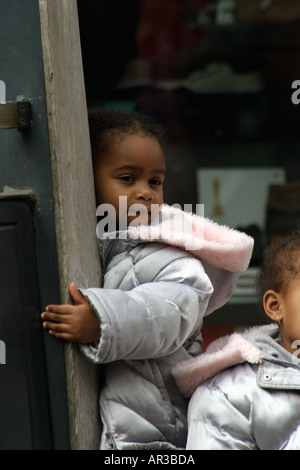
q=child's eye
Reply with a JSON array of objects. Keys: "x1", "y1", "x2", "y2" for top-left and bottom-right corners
[
  {"x1": 119, "y1": 175, "x2": 134, "y2": 182},
  {"x1": 150, "y1": 178, "x2": 163, "y2": 186}
]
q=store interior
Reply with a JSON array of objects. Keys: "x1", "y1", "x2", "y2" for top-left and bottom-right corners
[{"x1": 76, "y1": 0, "x2": 300, "y2": 343}]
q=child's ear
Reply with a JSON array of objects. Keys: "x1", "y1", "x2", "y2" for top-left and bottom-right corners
[{"x1": 263, "y1": 290, "x2": 283, "y2": 323}]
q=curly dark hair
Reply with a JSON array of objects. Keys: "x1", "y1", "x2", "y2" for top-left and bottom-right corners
[
  {"x1": 88, "y1": 107, "x2": 167, "y2": 169},
  {"x1": 257, "y1": 228, "x2": 300, "y2": 298}
]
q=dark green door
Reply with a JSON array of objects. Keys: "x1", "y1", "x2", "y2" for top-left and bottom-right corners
[{"x1": 0, "y1": 0, "x2": 69, "y2": 449}]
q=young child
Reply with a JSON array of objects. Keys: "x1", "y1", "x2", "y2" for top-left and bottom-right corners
[
  {"x1": 173, "y1": 229, "x2": 300, "y2": 450},
  {"x1": 41, "y1": 107, "x2": 253, "y2": 450}
]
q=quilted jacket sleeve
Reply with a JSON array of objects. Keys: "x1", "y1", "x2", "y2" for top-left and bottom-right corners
[{"x1": 79, "y1": 255, "x2": 213, "y2": 364}]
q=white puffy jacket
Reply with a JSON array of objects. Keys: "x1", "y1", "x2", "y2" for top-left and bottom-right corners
[
  {"x1": 80, "y1": 205, "x2": 253, "y2": 450},
  {"x1": 173, "y1": 325, "x2": 300, "y2": 450}
]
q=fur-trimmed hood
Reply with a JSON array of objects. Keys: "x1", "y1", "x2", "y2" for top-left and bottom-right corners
[
  {"x1": 172, "y1": 324, "x2": 280, "y2": 398},
  {"x1": 126, "y1": 204, "x2": 254, "y2": 274}
]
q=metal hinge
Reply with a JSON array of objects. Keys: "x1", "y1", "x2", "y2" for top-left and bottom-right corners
[{"x1": 0, "y1": 101, "x2": 31, "y2": 129}]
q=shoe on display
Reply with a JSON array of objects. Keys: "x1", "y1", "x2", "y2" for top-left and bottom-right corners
[{"x1": 156, "y1": 62, "x2": 263, "y2": 94}]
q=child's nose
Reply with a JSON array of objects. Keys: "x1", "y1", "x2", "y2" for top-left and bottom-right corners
[{"x1": 135, "y1": 184, "x2": 153, "y2": 201}]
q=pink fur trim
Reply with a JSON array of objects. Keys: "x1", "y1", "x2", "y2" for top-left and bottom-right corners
[
  {"x1": 127, "y1": 205, "x2": 254, "y2": 273},
  {"x1": 172, "y1": 329, "x2": 265, "y2": 398}
]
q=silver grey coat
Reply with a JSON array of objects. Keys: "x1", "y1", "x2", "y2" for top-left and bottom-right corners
[
  {"x1": 79, "y1": 206, "x2": 253, "y2": 450},
  {"x1": 174, "y1": 325, "x2": 300, "y2": 450}
]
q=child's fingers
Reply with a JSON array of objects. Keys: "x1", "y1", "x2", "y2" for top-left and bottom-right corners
[
  {"x1": 48, "y1": 330, "x2": 75, "y2": 341},
  {"x1": 41, "y1": 305, "x2": 74, "y2": 330},
  {"x1": 69, "y1": 282, "x2": 87, "y2": 305},
  {"x1": 42, "y1": 313, "x2": 73, "y2": 333},
  {"x1": 41, "y1": 310, "x2": 67, "y2": 323},
  {"x1": 44, "y1": 304, "x2": 74, "y2": 315},
  {"x1": 43, "y1": 317, "x2": 84, "y2": 343},
  {"x1": 44, "y1": 320, "x2": 70, "y2": 332},
  {"x1": 45, "y1": 322, "x2": 77, "y2": 341}
]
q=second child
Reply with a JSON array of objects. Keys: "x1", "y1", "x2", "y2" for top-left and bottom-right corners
[{"x1": 173, "y1": 229, "x2": 300, "y2": 450}]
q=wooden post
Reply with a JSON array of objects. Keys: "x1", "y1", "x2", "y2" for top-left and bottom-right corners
[{"x1": 38, "y1": 0, "x2": 101, "y2": 450}]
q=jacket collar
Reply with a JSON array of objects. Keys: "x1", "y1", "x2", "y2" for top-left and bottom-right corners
[
  {"x1": 257, "y1": 362, "x2": 300, "y2": 390},
  {"x1": 172, "y1": 324, "x2": 300, "y2": 397}
]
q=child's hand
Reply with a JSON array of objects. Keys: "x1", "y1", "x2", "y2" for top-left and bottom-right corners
[{"x1": 41, "y1": 282, "x2": 101, "y2": 343}]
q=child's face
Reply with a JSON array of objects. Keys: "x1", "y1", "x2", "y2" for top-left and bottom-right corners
[
  {"x1": 277, "y1": 276, "x2": 300, "y2": 354},
  {"x1": 94, "y1": 133, "x2": 165, "y2": 226}
]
